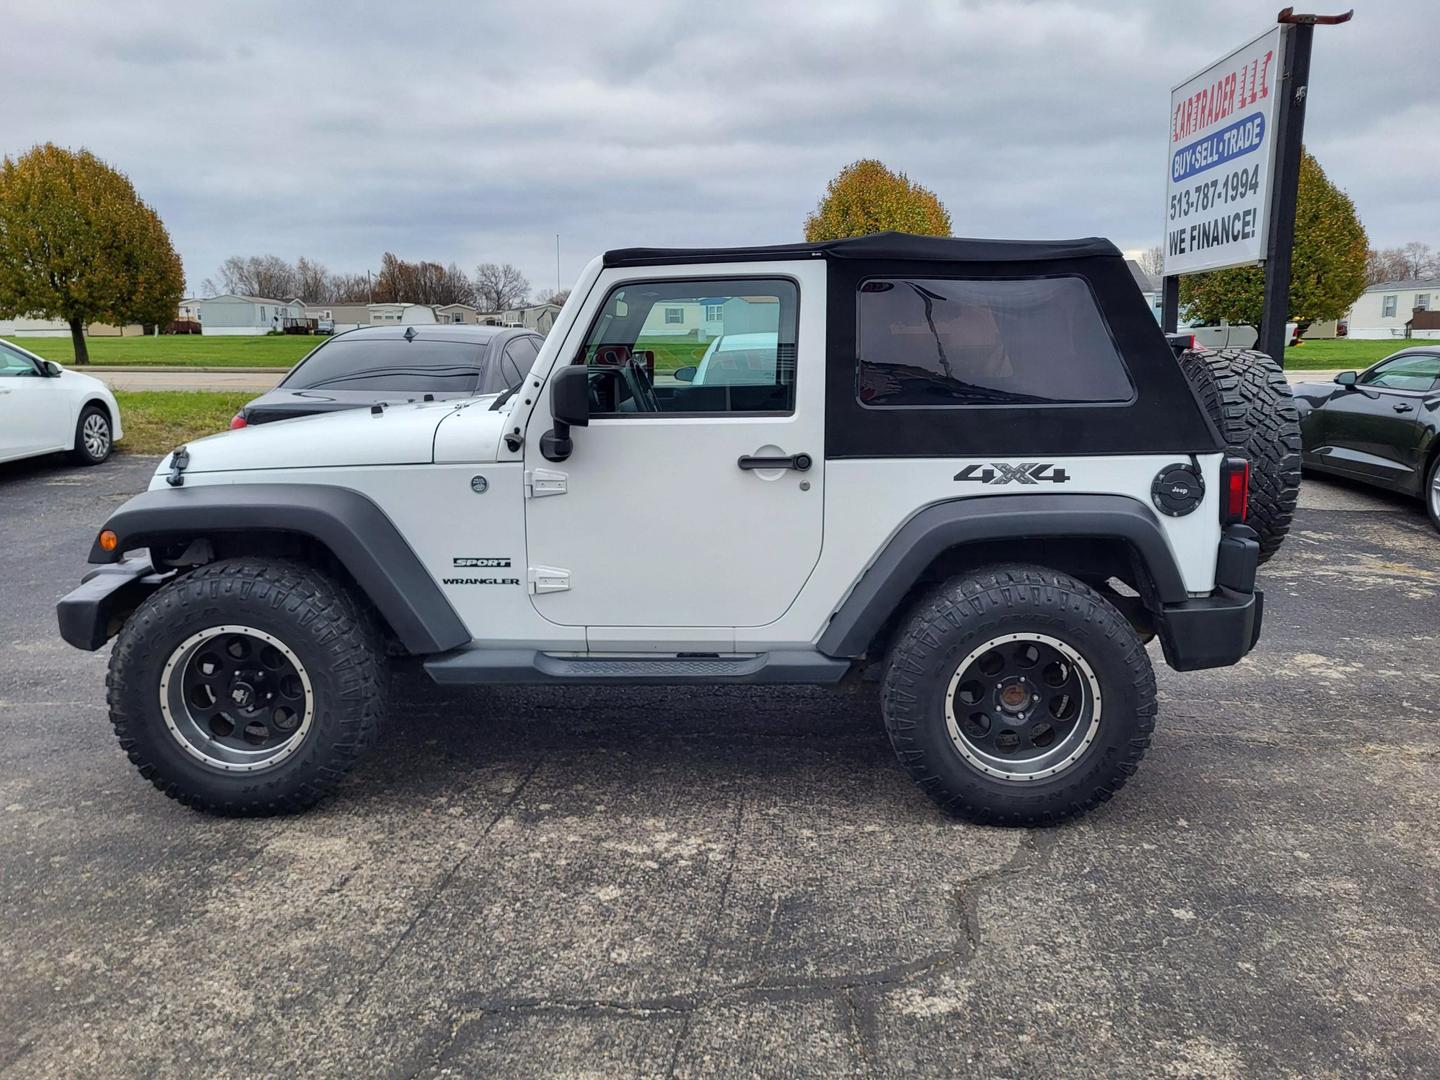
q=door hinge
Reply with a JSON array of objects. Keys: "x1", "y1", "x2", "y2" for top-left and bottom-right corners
[
  {"x1": 524, "y1": 468, "x2": 567, "y2": 497},
  {"x1": 528, "y1": 566, "x2": 571, "y2": 594}
]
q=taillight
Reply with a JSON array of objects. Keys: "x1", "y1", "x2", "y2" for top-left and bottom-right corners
[
  {"x1": 229, "y1": 413, "x2": 248, "y2": 429},
  {"x1": 1221, "y1": 457, "x2": 1249, "y2": 524}
]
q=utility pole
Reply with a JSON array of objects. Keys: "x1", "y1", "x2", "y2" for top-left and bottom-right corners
[
  {"x1": 1257, "y1": 7, "x2": 1352, "y2": 365},
  {"x1": 555, "y1": 234, "x2": 561, "y2": 297}
]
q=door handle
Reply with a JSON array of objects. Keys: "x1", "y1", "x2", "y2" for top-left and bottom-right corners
[
  {"x1": 738, "y1": 452, "x2": 812, "y2": 472},
  {"x1": 1393, "y1": 403, "x2": 1414, "y2": 413}
]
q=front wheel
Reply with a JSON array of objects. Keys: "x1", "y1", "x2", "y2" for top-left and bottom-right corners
[
  {"x1": 70, "y1": 404, "x2": 113, "y2": 465},
  {"x1": 107, "y1": 558, "x2": 387, "y2": 815},
  {"x1": 881, "y1": 565, "x2": 1156, "y2": 826}
]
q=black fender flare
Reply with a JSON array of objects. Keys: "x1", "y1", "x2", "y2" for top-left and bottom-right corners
[
  {"x1": 89, "y1": 484, "x2": 469, "y2": 655},
  {"x1": 816, "y1": 494, "x2": 1188, "y2": 658}
]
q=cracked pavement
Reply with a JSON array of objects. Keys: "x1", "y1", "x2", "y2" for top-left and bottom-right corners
[{"x1": 1, "y1": 454, "x2": 1437, "y2": 1078}]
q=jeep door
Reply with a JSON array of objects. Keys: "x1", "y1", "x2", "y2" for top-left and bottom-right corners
[{"x1": 522, "y1": 263, "x2": 825, "y2": 631}]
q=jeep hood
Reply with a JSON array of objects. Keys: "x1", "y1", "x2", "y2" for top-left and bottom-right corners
[{"x1": 152, "y1": 398, "x2": 502, "y2": 480}]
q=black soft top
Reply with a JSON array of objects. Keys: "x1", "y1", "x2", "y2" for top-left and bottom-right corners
[{"x1": 604, "y1": 231, "x2": 1120, "y2": 268}]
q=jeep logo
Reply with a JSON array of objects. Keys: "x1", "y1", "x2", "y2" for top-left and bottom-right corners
[{"x1": 954, "y1": 463, "x2": 1071, "y2": 485}]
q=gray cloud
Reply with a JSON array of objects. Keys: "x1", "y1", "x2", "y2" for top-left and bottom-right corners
[{"x1": 0, "y1": 0, "x2": 1429, "y2": 295}]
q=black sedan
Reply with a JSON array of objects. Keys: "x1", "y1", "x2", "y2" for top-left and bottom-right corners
[
  {"x1": 231, "y1": 324, "x2": 543, "y2": 427},
  {"x1": 1293, "y1": 348, "x2": 1440, "y2": 529}
]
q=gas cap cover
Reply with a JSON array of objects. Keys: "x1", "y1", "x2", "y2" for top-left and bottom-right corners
[{"x1": 1151, "y1": 463, "x2": 1204, "y2": 517}]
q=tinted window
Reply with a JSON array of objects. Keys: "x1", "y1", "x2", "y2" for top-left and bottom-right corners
[
  {"x1": 857, "y1": 277, "x2": 1133, "y2": 407},
  {"x1": 1360, "y1": 353, "x2": 1440, "y2": 391},
  {"x1": 500, "y1": 336, "x2": 540, "y2": 388},
  {"x1": 281, "y1": 338, "x2": 490, "y2": 393},
  {"x1": 577, "y1": 278, "x2": 797, "y2": 414}
]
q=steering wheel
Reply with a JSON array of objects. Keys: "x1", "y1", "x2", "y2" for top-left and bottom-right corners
[{"x1": 622, "y1": 356, "x2": 660, "y2": 413}]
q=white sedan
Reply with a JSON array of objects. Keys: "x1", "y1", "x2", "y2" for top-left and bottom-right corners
[{"x1": 0, "y1": 338, "x2": 123, "y2": 466}]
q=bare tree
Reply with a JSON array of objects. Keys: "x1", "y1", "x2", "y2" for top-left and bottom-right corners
[
  {"x1": 294, "y1": 256, "x2": 334, "y2": 303},
  {"x1": 1366, "y1": 242, "x2": 1440, "y2": 285},
  {"x1": 329, "y1": 272, "x2": 374, "y2": 303},
  {"x1": 474, "y1": 262, "x2": 530, "y2": 312},
  {"x1": 209, "y1": 254, "x2": 299, "y2": 299},
  {"x1": 1135, "y1": 245, "x2": 1165, "y2": 280},
  {"x1": 372, "y1": 253, "x2": 475, "y2": 306},
  {"x1": 537, "y1": 288, "x2": 571, "y2": 307}
]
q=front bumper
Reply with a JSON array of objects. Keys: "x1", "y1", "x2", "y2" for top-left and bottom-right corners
[
  {"x1": 1156, "y1": 524, "x2": 1263, "y2": 672},
  {"x1": 56, "y1": 555, "x2": 171, "y2": 651}
]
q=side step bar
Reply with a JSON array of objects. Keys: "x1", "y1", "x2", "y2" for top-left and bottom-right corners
[{"x1": 423, "y1": 649, "x2": 852, "y2": 686}]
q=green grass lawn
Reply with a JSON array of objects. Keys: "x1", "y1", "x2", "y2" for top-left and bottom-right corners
[
  {"x1": 114, "y1": 391, "x2": 252, "y2": 454},
  {"x1": 9, "y1": 334, "x2": 316, "y2": 368},
  {"x1": 1283, "y1": 338, "x2": 1430, "y2": 370}
]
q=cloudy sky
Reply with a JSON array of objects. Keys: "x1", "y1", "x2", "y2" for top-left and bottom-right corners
[{"x1": 1, "y1": 0, "x2": 1431, "y2": 297}]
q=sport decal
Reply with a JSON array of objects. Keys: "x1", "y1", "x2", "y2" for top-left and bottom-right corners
[{"x1": 453, "y1": 557, "x2": 511, "y2": 568}]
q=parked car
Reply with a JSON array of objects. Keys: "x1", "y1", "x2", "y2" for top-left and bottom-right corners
[
  {"x1": 0, "y1": 339, "x2": 122, "y2": 467},
  {"x1": 1293, "y1": 348, "x2": 1440, "y2": 530},
  {"x1": 230, "y1": 324, "x2": 544, "y2": 427}
]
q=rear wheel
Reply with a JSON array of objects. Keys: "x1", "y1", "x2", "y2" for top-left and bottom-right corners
[
  {"x1": 1426, "y1": 454, "x2": 1440, "y2": 533},
  {"x1": 881, "y1": 565, "x2": 1156, "y2": 826},
  {"x1": 107, "y1": 558, "x2": 387, "y2": 815},
  {"x1": 1179, "y1": 347, "x2": 1300, "y2": 563},
  {"x1": 69, "y1": 404, "x2": 112, "y2": 465}
]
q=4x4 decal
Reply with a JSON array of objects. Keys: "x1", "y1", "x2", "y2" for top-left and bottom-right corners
[{"x1": 954, "y1": 463, "x2": 1071, "y2": 485}]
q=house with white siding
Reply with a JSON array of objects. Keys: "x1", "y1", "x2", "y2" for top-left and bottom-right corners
[
  {"x1": 433, "y1": 303, "x2": 479, "y2": 324},
  {"x1": 1346, "y1": 278, "x2": 1440, "y2": 340},
  {"x1": 198, "y1": 294, "x2": 306, "y2": 335},
  {"x1": 366, "y1": 303, "x2": 436, "y2": 325}
]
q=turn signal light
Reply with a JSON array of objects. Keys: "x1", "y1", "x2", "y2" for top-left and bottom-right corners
[
  {"x1": 229, "y1": 413, "x2": 248, "y2": 429},
  {"x1": 98, "y1": 529, "x2": 118, "y2": 552},
  {"x1": 1221, "y1": 457, "x2": 1249, "y2": 524}
]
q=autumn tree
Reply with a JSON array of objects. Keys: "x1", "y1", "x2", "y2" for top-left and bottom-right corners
[
  {"x1": 1366, "y1": 242, "x2": 1438, "y2": 285},
  {"x1": 803, "y1": 159, "x2": 951, "y2": 242},
  {"x1": 371, "y1": 253, "x2": 473, "y2": 306},
  {"x1": 0, "y1": 144, "x2": 184, "y2": 364},
  {"x1": 1180, "y1": 151, "x2": 1368, "y2": 333},
  {"x1": 473, "y1": 262, "x2": 530, "y2": 311}
]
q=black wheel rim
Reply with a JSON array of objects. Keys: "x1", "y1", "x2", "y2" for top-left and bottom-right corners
[
  {"x1": 159, "y1": 625, "x2": 314, "y2": 772},
  {"x1": 944, "y1": 632, "x2": 1101, "y2": 781}
]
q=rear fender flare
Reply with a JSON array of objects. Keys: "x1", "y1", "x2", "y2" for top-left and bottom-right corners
[{"x1": 816, "y1": 494, "x2": 1187, "y2": 658}]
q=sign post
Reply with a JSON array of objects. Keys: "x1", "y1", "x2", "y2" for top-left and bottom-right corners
[{"x1": 1160, "y1": 9, "x2": 1351, "y2": 366}]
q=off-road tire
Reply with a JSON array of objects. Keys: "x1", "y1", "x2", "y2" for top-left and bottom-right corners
[
  {"x1": 107, "y1": 558, "x2": 387, "y2": 815},
  {"x1": 1179, "y1": 347, "x2": 1301, "y2": 563},
  {"x1": 69, "y1": 404, "x2": 113, "y2": 465},
  {"x1": 881, "y1": 565, "x2": 1156, "y2": 826}
]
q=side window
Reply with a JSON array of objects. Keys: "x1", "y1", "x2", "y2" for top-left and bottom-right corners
[
  {"x1": 1359, "y1": 354, "x2": 1440, "y2": 391},
  {"x1": 0, "y1": 343, "x2": 40, "y2": 377},
  {"x1": 1382, "y1": 295, "x2": 1398, "y2": 318},
  {"x1": 499, "y1": 336, "x2": 539, "y2": 389},
  {"x1": 576, "y1": 278, "x2": 798, "y2": 415},
  {"x1": 856, "y1": 276, "x2": 1133, "y2": 407}
]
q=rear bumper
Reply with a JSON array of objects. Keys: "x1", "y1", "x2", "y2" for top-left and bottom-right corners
[
  {"x1": 56, "y1": 555, "x2": 170, "y2": 651},
  {"x1": 1156, "y1": 524, "x2": 1263, "y2": 672}
]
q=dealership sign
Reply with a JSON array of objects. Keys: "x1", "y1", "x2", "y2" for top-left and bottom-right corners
[{"x1": 1163, "y1": 26, "x2": 1283, "y2": 276}]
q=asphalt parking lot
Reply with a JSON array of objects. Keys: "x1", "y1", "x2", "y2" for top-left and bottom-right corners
[{"x1": 2, "y1": 453, "x2": 1437, "y2": 1079}]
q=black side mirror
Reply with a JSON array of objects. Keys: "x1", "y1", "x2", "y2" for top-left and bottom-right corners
[
  {"x1": 1335, "y1": 370, "x2": 1358, "y2": 387},
  {"x1": 43, "y1": 360, "x2": 62, "y2": 377},
  {"x1": 673, "y1": 365, "x2": 697, "y2": 383},
  {"x1": 540, "y1": 365, "x2": 590, "y2": 462}
]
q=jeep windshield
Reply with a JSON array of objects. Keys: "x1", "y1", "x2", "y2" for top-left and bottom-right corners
[{"x1": 281, "y1": 338, "x2": 492, "y2": 394}]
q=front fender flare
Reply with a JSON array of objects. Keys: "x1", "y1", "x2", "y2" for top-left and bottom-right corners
[
  {"x1": 816, "y1": 494, "x2": 1188, "y2": 659},
  {"x1": 89, "y1": 484, "x2": 468, "y2": 655}
]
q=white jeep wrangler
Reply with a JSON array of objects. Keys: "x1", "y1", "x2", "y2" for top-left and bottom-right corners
[{"x1": 58, "y1": 232, "x2": 1290, "y2": 825}]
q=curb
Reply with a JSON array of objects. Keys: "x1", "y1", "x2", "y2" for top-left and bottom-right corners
[{"x1": 88, "y1": 365, "x2": 287, "y2": 374}]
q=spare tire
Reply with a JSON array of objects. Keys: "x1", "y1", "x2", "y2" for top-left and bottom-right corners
[{"x1": 1178, "y1": 347, "x2": 1301, "y2": 564}]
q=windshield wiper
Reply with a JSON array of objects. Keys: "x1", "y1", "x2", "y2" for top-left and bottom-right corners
[{"x1": 490, "y1": 382, "x2": 522, "y2": 410}]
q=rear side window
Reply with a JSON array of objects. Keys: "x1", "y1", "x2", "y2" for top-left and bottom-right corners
[
  {"x1": 856, "y1": 277, "x2": 1134, "y2": 407},
  {"x1": 281, "y1": 338, "x2": 490, "y2": 393}
]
